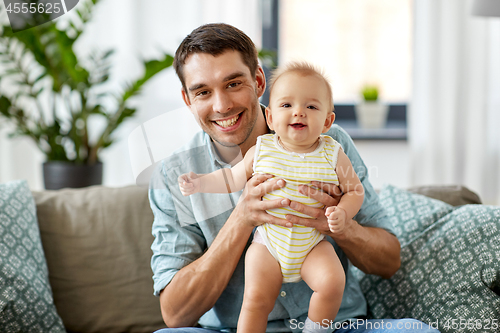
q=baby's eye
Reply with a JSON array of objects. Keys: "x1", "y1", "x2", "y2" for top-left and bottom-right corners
[
  {"x1": 281, "y1": 103, "x2": 291, "y2": 108},
  {"x1": 307, "y1": 105, "x2": 318, "y2": 110}
]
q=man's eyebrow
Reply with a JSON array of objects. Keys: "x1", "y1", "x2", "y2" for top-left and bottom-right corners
[
  {"x1": 188, "y1": 72, "x2": 247, "y2": 93},
  {"x1": 223, "y1": 72, "x2": 245, "y2": 82},
  {"x1": 188, "y1": 83, "x2": 207, "y2": 92}
]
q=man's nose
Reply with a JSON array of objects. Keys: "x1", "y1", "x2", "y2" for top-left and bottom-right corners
[{"x1": 213, "y1": 91, "x2": 233, "y2": 113}]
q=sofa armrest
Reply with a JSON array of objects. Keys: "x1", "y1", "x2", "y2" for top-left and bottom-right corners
[{"x1": 406, "y1": 185, "x2": 481, "y2": 206}]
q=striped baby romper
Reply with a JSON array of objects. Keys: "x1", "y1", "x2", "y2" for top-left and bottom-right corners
[{"x1": 253, "y1": 133, "x2": 341, "y2": 283}]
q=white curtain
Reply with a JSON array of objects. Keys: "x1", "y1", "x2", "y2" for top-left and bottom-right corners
[
  {"x1": 410, "y1": 0, "x2": 500, "y2": 205},
  {"x1": 0, "y1": 0, "x2": 261, "y2": 190}
]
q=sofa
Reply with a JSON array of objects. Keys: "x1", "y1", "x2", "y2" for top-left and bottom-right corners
[{"x1": 0, "y1": 180, "x2": 499, "y2": 333}]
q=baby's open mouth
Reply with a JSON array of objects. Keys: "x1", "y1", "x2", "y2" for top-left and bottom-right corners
[{"x1": 290, "y1": 123, "x2": 306, "y2": 129}]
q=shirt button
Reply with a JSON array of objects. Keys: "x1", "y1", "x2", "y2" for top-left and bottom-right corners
[{"x1": 280, "y1": 291, "x2": 286, "y2": 297}]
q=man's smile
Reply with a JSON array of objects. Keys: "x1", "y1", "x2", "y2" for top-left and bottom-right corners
[{"x1": 214, "y1": 114, "x2": 241, "y2": 128}]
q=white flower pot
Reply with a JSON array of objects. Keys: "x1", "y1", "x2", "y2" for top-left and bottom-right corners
[{"x1": 355, "y1": 102, "x2": 389, "y2": 129}]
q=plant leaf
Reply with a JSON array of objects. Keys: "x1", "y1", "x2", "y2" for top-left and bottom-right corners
[{"x1": 121, "y1": 54, "x2": 174, "y2": 102}]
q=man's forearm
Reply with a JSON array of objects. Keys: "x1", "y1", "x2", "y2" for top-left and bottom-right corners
[
  {"x1": 160, "y1": 212, "x2": 254, "y2": 327},
  {"x1": 333, "y1": 220, "x2": 401, "y2": 278}
]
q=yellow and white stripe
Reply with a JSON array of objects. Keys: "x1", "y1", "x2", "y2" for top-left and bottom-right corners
[{"x1": 253, "y1": 134, "x2": 341, "y2": 282}]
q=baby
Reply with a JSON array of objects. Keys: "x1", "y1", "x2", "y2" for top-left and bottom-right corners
[{"x1": 179, "y1": 62, "x2": 364, "y2": 333}]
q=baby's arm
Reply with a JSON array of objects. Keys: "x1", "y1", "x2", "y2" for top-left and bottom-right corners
[
  {"x1": 178, "y1": 146, "x2": 255, "y2": 196},
  {"x1": 325, "y1": 149, "x2": 365, "y2": 233}
]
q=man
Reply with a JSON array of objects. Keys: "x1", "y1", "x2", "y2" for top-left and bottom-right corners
[{"x1": 149, "y1": 23, "x2": 436, "y2": 333}]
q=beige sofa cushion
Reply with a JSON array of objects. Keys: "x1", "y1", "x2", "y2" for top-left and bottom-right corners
[{"x1": 33, "y1": 185, "x2": 165, "y2": 333}]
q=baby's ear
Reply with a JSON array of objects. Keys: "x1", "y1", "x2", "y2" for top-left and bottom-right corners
[
  {"x1": 322, "y1": 112, "x2": 335, "y2": 132},
  {"x1": 265, "y1": 107, "x2": 274, "y2": 130}
]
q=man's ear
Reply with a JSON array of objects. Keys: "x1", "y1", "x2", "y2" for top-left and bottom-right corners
[
  {"x1": 181, "y1": 88, "x2": 192, "y2": 109},
  {"x1": 322, "y1": 112, "x2": 335, "y2": 133},
  {"x1": 255, "y1": 66, "x2": 266, "y2": 98},
  {"x1": 265, "y1": 107, "x2": 274, "y2": 130}
]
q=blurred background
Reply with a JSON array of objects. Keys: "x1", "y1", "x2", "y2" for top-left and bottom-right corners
[{"x1": 1, "y1": 0, "x2": 499, "y2": 205}]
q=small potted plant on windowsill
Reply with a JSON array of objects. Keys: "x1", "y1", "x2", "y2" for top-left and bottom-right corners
[
  {"x1": 0, "y1": 0, "x2": 173, "y2": 189},
  {"x1": 354, "y1": 84, "x2": 389, "y2": 129}
]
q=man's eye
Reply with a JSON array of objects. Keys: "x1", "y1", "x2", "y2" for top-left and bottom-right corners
[
  {"x1": 196, "y1": 90, "x2": 209, "y2": 97},
  {"x1": 228, "y1": 82, "x2": 241, "y2": 88}
]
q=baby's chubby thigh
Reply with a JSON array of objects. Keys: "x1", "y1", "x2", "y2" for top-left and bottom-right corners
[
  {"x1": 242, "y1": 240, "x2": 283, "y2": 312},
  {"x1": 300, "y1": 240, "x2": 346, "y2": 323},
  {"x1": 301, "y1": 240, "x2": 345, "y2": 297}
]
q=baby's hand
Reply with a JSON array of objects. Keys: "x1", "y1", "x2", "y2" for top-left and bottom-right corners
[
  {"x1": 325, "y1": 206, "x2": 347, "y2": 234},
  {"x1": 178, "y1": 172, "x2": 201, "y2": 196}
]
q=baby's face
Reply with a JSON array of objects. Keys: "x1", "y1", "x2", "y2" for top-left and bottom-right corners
[{"x1": 266, "y1": 71, "x2": 335, "y2": 152}]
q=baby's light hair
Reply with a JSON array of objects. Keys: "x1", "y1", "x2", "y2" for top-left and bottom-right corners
[{"x1": 268, "y1": 61, "x2": 335, "y2": 112}]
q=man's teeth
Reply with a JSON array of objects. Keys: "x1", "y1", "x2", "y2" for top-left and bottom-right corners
[{"x1": 215, "y1": 115, "x2": 239, "y2": 128}]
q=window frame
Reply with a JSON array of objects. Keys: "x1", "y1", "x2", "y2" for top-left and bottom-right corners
[{"x1": 260, "y1": 0, "x2": 408, "y2": 140}]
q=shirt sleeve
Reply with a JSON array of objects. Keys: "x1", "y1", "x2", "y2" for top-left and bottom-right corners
[
  {"x1": 149, "y1": 160, "x2": 207, "y2": 296},
  {"x1": 325, "y1": 125, "x2": 396, "y2": 235}
]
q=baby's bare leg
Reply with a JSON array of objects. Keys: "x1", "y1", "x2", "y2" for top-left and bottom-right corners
[
  {"x1": 301, "y1": 240, "x2": 346, "y2": 327},
  {"x1": 237, "y1": 242, "x2": 282, "y2": 333}
]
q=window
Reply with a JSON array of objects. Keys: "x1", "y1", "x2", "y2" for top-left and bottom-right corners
[{"x1": 278, "y1": 0, "x2": 413, "y2": 104}]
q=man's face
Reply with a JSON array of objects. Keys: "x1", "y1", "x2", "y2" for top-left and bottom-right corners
[{"x1": 181, "y1": 50, "x2": 266, "y2": 151}]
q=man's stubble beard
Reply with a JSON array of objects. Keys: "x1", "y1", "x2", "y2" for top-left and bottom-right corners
[
  {"x1": 213, "y1": 109, "x2": 257, "y2": 149},
  {"x1": 211, "y1": 94, "x2": 260, "y2": 149}
]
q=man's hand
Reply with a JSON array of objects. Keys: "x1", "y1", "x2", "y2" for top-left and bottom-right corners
[
  {"x1": 178, "y1": 172, "x2": 201, "y2": 196},
  {"x1": 235, "y1": 174, "x2": 292, "y2": 228},
  {"x1": 285, "y1": 181, "x2": 342, "y2": 235}
]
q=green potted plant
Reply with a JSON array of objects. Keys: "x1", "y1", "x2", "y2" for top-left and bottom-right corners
[
  {"x1": 355, "y1": 84, "x2": 389, "y2": 129},
  {"x1": 0, "y1": 0, "x2": 173, "y2": 189}
]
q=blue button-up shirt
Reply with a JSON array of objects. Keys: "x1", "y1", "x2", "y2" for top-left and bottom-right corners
[{"x1": 149, "y1": 124, "x2": 396, "y2": 332}]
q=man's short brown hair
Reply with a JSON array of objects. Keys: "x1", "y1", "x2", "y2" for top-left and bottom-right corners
[{"x1": 174, "y1": 23, "x2": 259, "y2": 94}]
